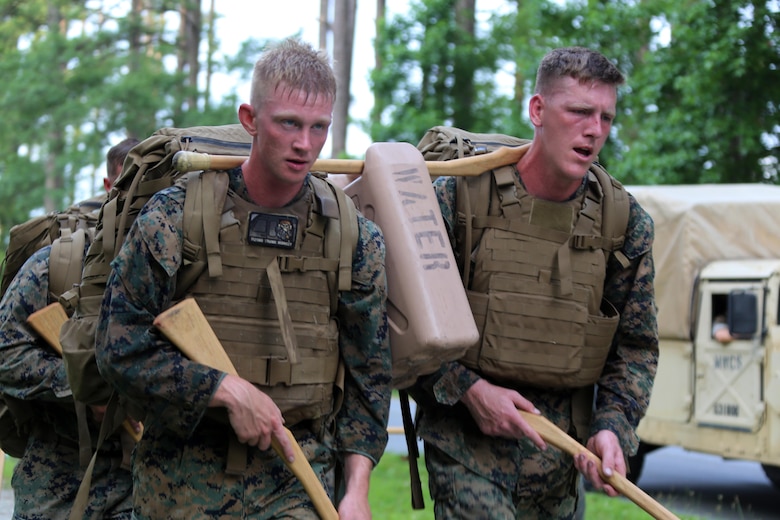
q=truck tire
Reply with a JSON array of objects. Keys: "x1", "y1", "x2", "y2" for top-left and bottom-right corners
[
  {"x1": 627, "y1": 442, "x2": 658, "y2": 484},
  {"x1": 761, "y1": 464, "x2": 780, "y2": 488}
]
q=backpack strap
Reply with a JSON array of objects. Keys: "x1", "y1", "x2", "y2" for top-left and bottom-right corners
[
  {"x1": 314, "y1": 177, "x2": 356, "y2": 427},
  {"x1": 317, "y1": 177, "x2": 359, "y2": 309},
  {"x1": 105, "y1": 134, "x2": 174, "y2": 261},
  {"x1": 48, "y1": 228, "x2": 87, "y2": 299},
  {"x1": 455, "y1": 165, "x2": 507, "y2": 286},
  {"x1": 177, "y1": 170, "x2": 230, "y2": 297},
  {"x1": 399, "y1": 389, "x2": 425, "y2": 510},
  {"x1": 590, "y1": 163, "x2": 631, "y2": 269},
  {"x1": 68, "y1": 392, "x2": 126, "y2": 520}
]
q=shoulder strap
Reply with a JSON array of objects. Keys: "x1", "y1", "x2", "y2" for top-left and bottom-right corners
[
  {"x1": 177, "y1": 170, "x2": 230, "y2": 298},
  {"x1": 455, "y1": 170, "x2": 492, "y2": 286},
  {"x1": 316, "y1": 177, "x2": 359, "y2": 313},
  {"x1": 591, "y1": 162, "x2": 631, "y2": 268},
  {"x1": 331, "y1": 184, "x2": 359, "y2": 292},
  {"x1": 454, "y1": 163, "x2": 511, "y2": 286}
]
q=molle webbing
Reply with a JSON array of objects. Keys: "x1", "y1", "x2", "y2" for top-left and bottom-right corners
[
  {"x1": 185, "y1": 178, "x2": 345, "y2": 425},
  {"x1": 459, "y1": 168, "x2": 622, "y2": 388}
]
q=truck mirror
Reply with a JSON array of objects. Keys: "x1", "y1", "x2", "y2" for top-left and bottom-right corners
[{"x1": 727, "y1": 291, "x2": 758, "y2": 337}]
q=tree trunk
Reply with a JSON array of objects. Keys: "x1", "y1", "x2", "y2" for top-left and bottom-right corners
[
  {"x1": 319, "y1": 0, "x2": 329, "y2": 51},
  {"x1": 204, "y1": 0, "x2": 216, "y2": 111},
  {"x1": 453, "y1": 0, "x2": 476, "y2": 129},
  {"x1": 176, "y1": 0, "x2": 201, "y2": 121},
  {"x1": 44, "y1": 1, "x2": 65, "y2": 213},
  {"x1": 375, "y1": 0, "x2": 385, "y2": 70},
  {"x1": 331, "y1": 0, "x2": 356, "y2": 158},
  {"x1": 371, "y1": 0, "x2": 385, "y2": 134}
]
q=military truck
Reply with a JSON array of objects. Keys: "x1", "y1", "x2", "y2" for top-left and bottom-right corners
[{"x1": 626, "y1": 184, "x2": 780, "y2": 488}]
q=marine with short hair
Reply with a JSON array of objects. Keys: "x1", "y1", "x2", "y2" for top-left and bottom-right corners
[
  {"x1": 95, "y1": 38, "x2": 391, "y2": 519},
  {"x1": 410, "y1": 46, "x2": 659, "y2": 519},
  {"x1": 0, "y1": 137, "x2": 139, "y2": 520}
]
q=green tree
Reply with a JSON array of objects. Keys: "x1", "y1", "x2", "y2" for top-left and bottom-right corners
[
  {"x1": 370, "y1": 0, "x2": 779, "y2": 185},
  {"x1": 493, "y1": 0, "x2": 659, "y2": 172},
  {"x1": 0, "y1": 0, "x2": 113, "y2": 239},
  {"x1": 0, "y1": 0, "x2": 259, "y2": 247},
  {"x1": 369, "y1": 0, "x2": 510, "y2": 144},
  {"x1": 615, "y1": 0, "x2": 780, "y2": 184}
]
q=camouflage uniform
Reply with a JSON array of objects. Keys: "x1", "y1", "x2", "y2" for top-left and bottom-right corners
[
  {"x1": 0, "y1": 245, "x2": 132, "y2": 520},
  {"x1": 411, "y1": 174, "x2": 659, "y2": 520},
  {"x1": 95, "y1": 168, "x2": 391, "y2": 519}
]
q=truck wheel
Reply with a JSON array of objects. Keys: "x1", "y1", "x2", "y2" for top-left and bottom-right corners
[
  {"x1": 627, "y1": 442, "x2": 658, "y2": 484},
  {"x1": 761, "y1": 464, "x2": 780, "y2": 488}
]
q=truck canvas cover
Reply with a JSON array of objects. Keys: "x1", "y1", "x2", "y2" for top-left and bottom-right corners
[{"x1": 627, "y1": 184, "x2": 780, "y2": 340}]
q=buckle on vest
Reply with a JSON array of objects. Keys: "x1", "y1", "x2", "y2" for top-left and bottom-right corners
[
  {"x1": 571, "y1": 234, "x2": 599, "y2": 250},
  {"x1": 266, "y1": 359, "x2": 293, "y2": 386},
  {"x1": 278, "y1": 256, "x2": 304, "y2": 272}
]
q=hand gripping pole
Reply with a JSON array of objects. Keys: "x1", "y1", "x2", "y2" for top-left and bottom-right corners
[{"x1": 153, "y1": 298, "x2": 339, "y2": 520}]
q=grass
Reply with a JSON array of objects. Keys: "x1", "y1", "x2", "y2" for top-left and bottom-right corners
[{"x1": 1, "y1": 455, "x2": 13, "y2": 490}]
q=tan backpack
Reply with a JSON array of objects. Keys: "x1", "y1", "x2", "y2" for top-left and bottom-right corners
[{"x1": 0, "y1": 196, "x2": 102, "y2": 458}]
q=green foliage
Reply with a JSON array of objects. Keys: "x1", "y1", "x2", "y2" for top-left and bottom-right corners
[
  {"x1": 2, "y1": 454, "x2": 14, "y2": 489},
  {"x1": 616, "y1": 0, "x2": 780, "y2": 184},
  {"x1": 0, "y1": 0, "x2": 261, "y2": 247},
  {"x1": 369, "y1": 0, "x2": 779, "y2": 185},
  {"x1": 369, "y1": 0, "x2": 517, "y2": 144}
]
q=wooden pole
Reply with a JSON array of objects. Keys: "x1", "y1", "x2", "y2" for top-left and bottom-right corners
[
  {"x1": 153, "y1": 298, "x2": 339, "y2": 520},
  {"x1": 172, "y1": 144, "x2": 531, "y2": 178}
]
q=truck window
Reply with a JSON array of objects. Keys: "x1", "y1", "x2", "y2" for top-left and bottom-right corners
[
  {"x1": 711, "y1": 292, "x2": 758, "y2": 341},
  {"x1": 727, "y1": 291, "x2": 758, "y2": 337},
  {"x1": 712, "y1": 294, "x2": 729, "y2": 323},
  {"x1": 711, "y1": 294, "x2": 730, "y2": 340}
]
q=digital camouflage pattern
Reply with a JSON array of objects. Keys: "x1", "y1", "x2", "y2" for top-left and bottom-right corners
[
  {"x1": 95, "y1": 168, "x2": 391, "y2": 519},
  {"x1": 411, "y1": 174, "x2": 659, "y2": 520},
  {"x1": 0, "y1": 245, "x2": 132, "y2": 520}
]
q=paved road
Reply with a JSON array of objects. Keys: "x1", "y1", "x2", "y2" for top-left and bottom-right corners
[
  {"x1": 0, "y1": 485, "x2": 11, "y2": 519},
  {"x1": 637, "y1": 446, "x2": 778, "y2": 519}
]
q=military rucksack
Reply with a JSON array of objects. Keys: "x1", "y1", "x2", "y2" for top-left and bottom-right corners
[
  {"x1": 0, "y1": 196, "x2": 103, "y2": 458},
  {"x1": 1, "y1": 197, "x2": 102, "y2": 298},
  {"x1": 59, "y1": 124, "x2": 255, "y2": 408},
  {"x1": 59, "y1": 124, "x2": 253, "y2": 517}
]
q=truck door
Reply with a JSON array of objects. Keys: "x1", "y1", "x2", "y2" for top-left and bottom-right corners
[{"x1": 694, "y1": 284, "x2": 764, "y2": 431}]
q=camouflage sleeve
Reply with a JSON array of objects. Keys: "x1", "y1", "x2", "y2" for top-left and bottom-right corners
[
  {"x1": 334, "y1": 214, "x2": 391, "y2": 465},
  {"x1": 0, "y1": 246, "x2": 71, "y2": 401},
  {"x1": 409, "y1": 177, "x2": 482, "y2": 406},
  {"x1": 432, "y1": 176, "x2": 458, "y2": 239},
  {"x1": 95, "y1": 189, "x2": 224, "y2": 438},
  {"x1": 592, "y1": 195, "x2": 659, "y2": 456}
]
